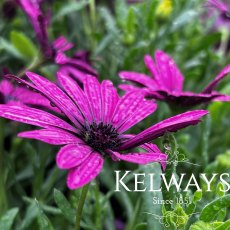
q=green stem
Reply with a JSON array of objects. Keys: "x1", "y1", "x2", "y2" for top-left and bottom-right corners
[
  {"x1": 17, "y1": 56, "x2": 44, "y2": 77},
  {"x1": 75, "y1": 183, "x2": 90, "y2": 230},
  {"x1": 89, "y1": 0, "x2": 96, "y2": 30},
  {"x1": 94, "y1": 182, "x2": 102, "y2": 230},
  {"x1": 0, "y1": 119, "x2": 7, "y2": 215}
]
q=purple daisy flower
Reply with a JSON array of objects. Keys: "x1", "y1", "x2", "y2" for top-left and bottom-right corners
[
  {"x1": 205, "y1": 0, "x2": 230, "y2": 29},
  {"x1": 0, "y1": 72, "x2": 207, "y2": 189},
  {"x1": 119, "y1": 50, "x2": 230, "y2": 107},
  {"x1": 16, "y1": 0, "x2": 52, "y2": 58},
  {"x1": 0, "y1": 78, "x2": 57, "y2": 112},
  {"x1": 53, "y1": 36, "x2": 98, "y2": 83},
  {"x1": 16, "y1": 0, "x2": 97, "y2": 82}
]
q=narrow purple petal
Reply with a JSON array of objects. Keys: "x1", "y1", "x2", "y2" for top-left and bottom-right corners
[
  {"x1": 119, "y1": 71, "x2": 157, "y2": 88},
  {"x1": 26, "y1": 72, "x2": 84, "y2": 127},
  {"x1": 202, "y1": 64, "x2": 230, "y2": 93},
  {"x1": 67, "y1": 152, "x2": 104, "y2": 189},
  {"x1": 59, "y1": 66, "x2": 88, "y2": 83},
  {"x1": 57, "y1": 144, "x2": 93, "y2": 169},
  {"x1": 110, "y1": 150, "x2": 167, "y2": 165},
  {"x1": 53, "y1": 36, "x2": 74, "y2": 52},
  {"x1": 119, "y1": 110, "x2": 208, "y2": 150},
  {"x1": 118, "y1": 84, "x2": 141, "y2": 92},
  {"x1": 117, "y1": 100, "x2": 157, "y2": 133},
  {"x1": 111, "y1": 91, "x2": 144, "y2": 127},
  {"x1": 0, "y1": 105, "x2": 77, "y2": 132},
  {"x1": 154, "y1": 50, "x2": 184, "y2": 92},
  {"x1": 11, "y1": 87, "x2": 60, "y2": 113},
  {"x1": 0, "y1": 80, "x2": 14, "y2": 96},
  {"x1": 213, "y1": 94, "x2": 230, "y2": 101},
  {"x1": 84, "y1": 77, "x2": 102, "y2": 123},
  {"x1": 57, "y1": 72, "x2": 93, "y2": 122},
  {"x1": 206, "y1": 0, "x2": 229, "y2": 12},
  {"x1": 140, "y1": 143, "x2": 167, "y2": 170},
  {"x1": 18, "y1": 128, "x2": 82, "y2": 145},
  {"x1": 100, "y1": 80, "x2": 119, "y2": 123}
]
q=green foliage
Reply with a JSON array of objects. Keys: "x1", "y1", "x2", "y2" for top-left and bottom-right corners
[
  {"x1": 10, "y1": 31, "x2": 38, "y2": 61},
  {"x1": 0, "y1": 208, "x2": 19, "y2": 230}
]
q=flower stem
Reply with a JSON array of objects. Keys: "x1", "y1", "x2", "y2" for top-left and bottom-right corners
[{"x1": 75, "y1": 183, "x2": 90, "y2": 230}]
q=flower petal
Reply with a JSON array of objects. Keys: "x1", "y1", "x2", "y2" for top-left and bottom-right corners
[
  {"x1": 101, "y1": 80, "x2": 119, "y2": 123},
  {"x1": 119, "y1": 110, "x2": 208, "y2": 150},
  {"x1": 140, "y1": 143, "x2": 167, "y2": 170},
  {"x1": 0, "y1": 80, "x2": 14, "y2": 96},
  {"x1": 111, "y1": 91, "x2": 144, "y2": 128},
  {"x1": 57, "y1": 72, "x2": 93, "y2": 122},
  {"x1": 56, "y1": 144, "x2": 93, "y2": 169},
  {"x1": 67, "y1": 152, "x2": 104, "y2": 189},
  {"x1": 84, "y1": 77, "x2": 102, "y2": 123},
  {"x1": 155, "y1": 50, "x2": 184, "y2": 92},
  {"x1": 18, "y1": 128, "x2": 82, "y2": 145},
  {"x1": 117, "y1": 100, "x2": 157, "y2": 133},
  {"x1": 0, "y1": 105, "x2": 76, "y2": 132},
  {"x1": 202, "y1": 64, "x2": 230, "y2": 93},
  {"x1": 26, "y1": 71, "x2": 84, "y2": 127},
  {"x1": 110, "y1": 150, "x2": 167, "y2": 165},
  {"x1": 119, "y1": 71, "x2": 157, "y2": 88},
  {"x1": 53, "y1": 36, "x2": 74, "y2": 52}
]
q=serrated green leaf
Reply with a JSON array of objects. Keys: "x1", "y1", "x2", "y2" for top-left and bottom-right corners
[
  {"x1": 53, "y1": 189, "x2": 75, "y2": 224},
  {"x1": 0, "y1": 208, "x2": 19, "y2": 230},
  {"x1": 200, "y1": 194, "x2": 230, "y2": 222},
  {"x1": 10, "y1": 31, "x2": 38, "y2": 60}
]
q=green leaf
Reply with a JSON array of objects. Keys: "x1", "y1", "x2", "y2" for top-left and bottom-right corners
[
  {"x1": 134, "y1": 223, "x2": 148, "y2": 230},
  {"x1": 35, "y1": 200, "x2": 54, "y2": 230},
  {"x1": 186, "y1": 191, "x2": 202, "y2": 215},
  {"x1": 53, "y1": 1, "x2": 89, "y2": 21},
  {"x1": 53, "y1": 189, "x2": 75, "y2": 224},
  {"x1": 10, "y1": 31, "x2": 38, "y2": 60},
  {"x1": 171, "y1": 10, "x2": 197, "y2": 32},
  {"x1": 0, "y1": 37, "x2": 22, "y2": 58},
  {"x1": 142, "y1": 163, "x2": 163, "y2": 230},
  {"x1": 215, "y1": 220, "x2": 230, "y2": 230},
  {"x1": 0, "y1": 208, "x2": 19, "y2": 230},
  {"x1": 189, "y1": 221, "x2": 213, "y2": 230},
  {"x1": 200, "y1": 194, "x2": 230, "y2": 222}
]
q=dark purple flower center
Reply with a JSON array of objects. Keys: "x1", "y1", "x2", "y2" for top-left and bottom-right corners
[
  {"x1": 82, "y1": 122, "x2": 122, "y2": 152},
  {"x1": 221, "y1": 11, "x2": 230, "y2": 20}
]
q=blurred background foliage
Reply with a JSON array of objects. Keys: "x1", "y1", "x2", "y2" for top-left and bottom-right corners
[{"x1": 0, "y1": 0, "x2": 230, "y2": 229}]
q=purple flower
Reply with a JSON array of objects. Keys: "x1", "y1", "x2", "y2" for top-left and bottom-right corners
[
  {"x1": 16, "y1": 0, "x2": 52, "y2": 58},
  {"x1": 16, "y1": 0, "x2": 97, "y2": 82},
  {"x1": 119, "y1": 50, "x2": 230, "y2": 107},
  {"x1": 53, "y1": 36, "x2": 98, "y2": 83},
  {"x1": 205, "y1": 0, "x2": 230, "y2": 29},
  {"x1": 0, "y1": 78, "x2": 56, "y2": 112},
  {"x1": 0, "y1": 72, "x2": 208, "y2": 189}
]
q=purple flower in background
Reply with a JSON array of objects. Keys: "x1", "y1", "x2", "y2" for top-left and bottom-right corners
[
  {"x1": 16, "y1": 0, "x2": 52, "y2": 58},
  {"x1": 119, "y1": 50, "x2": 230, "y2": 107},
  {"x1": 0, "y1": 72, "x2": 207, "y2": 189},
  {"x1": 16, "y1": 0, "x2": 97, "y2": 82},
  {"x1": 53, "y1": 36, "x2": 98, "y2": 83},
  {"x1": 0, "y1": 78, "x2": 57, "y2": 112},
  {"x1": 206, "y1": 0, "x2": 230, "y2": 29}
]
